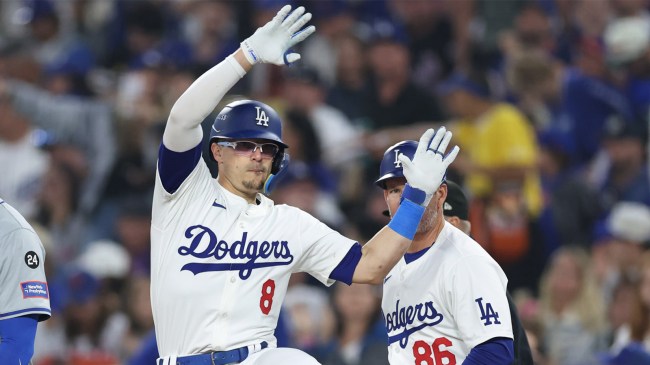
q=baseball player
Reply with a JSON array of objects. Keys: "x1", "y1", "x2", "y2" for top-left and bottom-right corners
[
  {"x1": 0, "y1": 198, "x2": 51, "y2": 365},
  {"x1": 151, "y1": 5, "x2": 459, "y2": 365},
  {"x1": 375, "y1": 140, "x2": 514, "y2": 364}
]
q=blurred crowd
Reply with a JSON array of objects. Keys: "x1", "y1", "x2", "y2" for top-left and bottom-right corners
[{"x1": 1, "y1": 0, "x2": 650, "y2": 364}]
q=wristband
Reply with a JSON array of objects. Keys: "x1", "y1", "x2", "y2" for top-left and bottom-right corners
[
  {"x1": 240, "y1": 40, "x2": 258, "y2": 65},
  {"x1": 388, "y1": 199, "x2": 425, "y2": 240},
  {"x1": 401, "y1": 184, "x2": 427, "y2": 205}
]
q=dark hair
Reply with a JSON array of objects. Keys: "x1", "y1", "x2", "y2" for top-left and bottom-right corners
[{"x1": 36, "y1": 161, "x2": 82, "y2": 226}]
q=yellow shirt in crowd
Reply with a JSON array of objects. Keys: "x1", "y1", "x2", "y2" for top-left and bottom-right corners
[{"x1": 452, "y1": 103, "x2": 542, "y2": 217}]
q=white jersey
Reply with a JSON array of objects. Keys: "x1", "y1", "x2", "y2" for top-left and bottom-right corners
[
  {"x1": 151, "y1": 159, "x2": 356, "y2": 358},
  {"x1": 0, "y1": 199, "x2": 51, "y2": 321},
  {"x1": 382, "y1": 221, "x2": 512, "y2": 364}
]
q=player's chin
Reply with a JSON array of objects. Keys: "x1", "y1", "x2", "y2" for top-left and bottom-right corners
[{"x1": 243, "y1": 177, "x2": 267, "y2": 191}]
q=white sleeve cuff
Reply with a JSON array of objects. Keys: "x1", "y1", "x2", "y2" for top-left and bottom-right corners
[{"x1": 226, "y1": 54, "x2": 247, "y2": 78}]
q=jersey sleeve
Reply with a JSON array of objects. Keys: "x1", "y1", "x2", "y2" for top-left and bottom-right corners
[
  {"x1": 152, "y1": 146, "x2": 214, "y2": 229},
  {"x1": 445, "y1": 255, "x2": 513, "y2": 348},
  {"x1": 0, "y1": 229, "x2": 51, "y2": 321},
  {"x1": 292, "y1": 210, "x2": 357, "y2": 286}
]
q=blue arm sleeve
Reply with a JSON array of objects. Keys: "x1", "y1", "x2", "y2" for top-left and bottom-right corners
[
  {"x1": 0, "y1": 315, "x2": 39, "y2": 365},
  {"x1": 462, "y1": 337, "x2": 514, "y2": 365},
  {"x1": 158, "y1": 142, "x2": 203, "y2": 194},
  {"x1": 328, "y1": 243, "x2": 363, "y2": 285}
]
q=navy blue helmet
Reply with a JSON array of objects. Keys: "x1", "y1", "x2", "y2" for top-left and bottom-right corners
[
  {"x1": 375, "y1": 140, "x2": 418, "y2": 189},
  {"x1": 210, "y1": 100, "x2": 288, "y2": 174}
]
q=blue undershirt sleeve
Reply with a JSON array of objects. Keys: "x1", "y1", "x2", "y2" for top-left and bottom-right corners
[
  {"x1": 328, "y1": 243, "x2": 363, "y2": 285},
  {"x1": 462, "y1": 337, "x2": 514, "y2": 365},
  {"x1": 0, "y1": 314, "x2": 39, "y2": 365},
  {"x1": 158, "y1": 142, "x2": 203, "y2": 194}
]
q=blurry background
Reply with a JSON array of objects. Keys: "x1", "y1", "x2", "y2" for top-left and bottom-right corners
[{"x1": 2, "y1": 0, "x2": 650, "y2": 364}]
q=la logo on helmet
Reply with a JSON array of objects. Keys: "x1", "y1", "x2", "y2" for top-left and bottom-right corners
[
  {"x1": 393, "y1": 149, "x2": 402, "y2": 168},
  {"x1": 255, "y1": 106, "x2": 270, "y2": 127}
]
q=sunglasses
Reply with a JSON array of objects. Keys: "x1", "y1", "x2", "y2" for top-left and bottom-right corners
[{"x1": 217, "y1": 141, "x2": 279, "y2": 159}]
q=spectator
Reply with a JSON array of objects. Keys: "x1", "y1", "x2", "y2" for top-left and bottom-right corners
[
  {"x1": 47, "y1": 267, "x2": 124, "y2": 364},
  {"x1": 3, "y1": 78, "x2": 116, "y2": 216},
  {"x1": 592, "y1": 202, "x2": 650, "y2": 308},
  {"x1": 327, "y1": 32, "x2": 372, "y2": 127},
  {"x1": 391, "y1": 0, "x2": 454, "y2": 92},
  {"x1": 35, "y1": 161, "x2": 86, "y2": 266},
  {"x1": 0, "y1": 91, "x2": 49, "y2": 219},
  {"x1": 588, "y1": 115, "x2": 650, "y2": 211},
  {"x1": 20, "y1": 0, "x2": 95, "y2": 82},
  {"x1": 361, "y1": 29, "x2": 445, "y2": 158},
  {"x1": 114, "y1": 196, "x2": 152, "y2": 275},
  {"x1": 440, "y1": 71, "x2": 544, "y2": 289},
  {"x1": 538, "y1": 246, "x2": 608, "y2": 365},
  {"x1": 317, "y1": 283, "x2": 388, "y2": 365},
  {"x1": 283, "y1": 281, "x2": 334, "y2": 355},
  {"x1": 301, "y1": 0, "x2": 355, "y2": 87},
  {"x1": 282, "y1": 65, "x2": 364, "y2": 170},
  {"x1": 441, "y1": 70, "x2": 543, "y2": 218},
  {"x1": 606, "y1": 272, "x2": 643, "y2": 353},
  {"x1": 604, "y1": 16, "x2": 650, "y2": 124}
]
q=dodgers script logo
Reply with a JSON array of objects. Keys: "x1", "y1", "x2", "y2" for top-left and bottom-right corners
[
  {"x1": 178, "y1": 225, "x2": 294, "y2": 280},
  {"x1": 384, "y1": 299, "x2": 444, "y2": 349}
]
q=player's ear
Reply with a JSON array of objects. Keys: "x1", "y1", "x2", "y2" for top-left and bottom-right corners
[
  {"x1": 211, "y1": 142, "x2": 224, "y2": 164},
  {"x1": 438, "y1": 183, "x2": 448, "y2": 203}
]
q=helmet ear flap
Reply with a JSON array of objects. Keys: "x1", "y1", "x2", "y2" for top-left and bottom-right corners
[{"x1": 271, "y1": 148, "x2": 285, "y2": 174}]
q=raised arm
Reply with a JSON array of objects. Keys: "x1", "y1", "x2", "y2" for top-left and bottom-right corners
[
  {"x1": 162, "y1": 4, "x2": 315, "y2": 153},
  {"x1": 352, "y1": 128, "x2": 460, "y2": 284}
]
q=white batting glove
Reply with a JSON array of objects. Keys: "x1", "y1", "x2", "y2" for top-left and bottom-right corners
[
  {"x1": 398, "y1": 127, "x2": 460, "y2": 206},
  {"x1": 241, "y1": 5, "x2": 315, "y2": 66}
]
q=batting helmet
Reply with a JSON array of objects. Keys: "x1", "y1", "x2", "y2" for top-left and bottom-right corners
[
  {"x1": 210, "y1": 100, "x2": 288, "y2": 174},
  {"x1": 375, "y1": 140, "x2": 418, "y2": 189}
]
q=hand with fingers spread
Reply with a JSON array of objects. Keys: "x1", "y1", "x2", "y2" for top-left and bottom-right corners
[
  {"x1": 398, "y1": 127, "x2": 460, "y2": 206},
  {"x1": 241, "y1": 5, "x2": 315, "y2": 66}
]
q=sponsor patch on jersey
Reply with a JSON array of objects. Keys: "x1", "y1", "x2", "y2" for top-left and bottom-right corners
[
  {"x1": 25, "y1": 251, "x2": 40, "y2": 269},
  {"x1": 21, "y1": 281, "x2": 49, "y2": 299}
]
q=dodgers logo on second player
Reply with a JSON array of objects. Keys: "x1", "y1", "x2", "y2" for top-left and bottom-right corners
[
  {"x1": 384, "y1": 299, "x2": 444, "y2": 349},
  {"x1": 393, "y1": 149, "x2": 402, "y2": 168},
  {"x1": 178, "y1": 225, "x2": 294, "y2": 280}
]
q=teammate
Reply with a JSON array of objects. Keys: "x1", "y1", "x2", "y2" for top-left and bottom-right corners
[
  {"x1": 375, "y1": 140, "x2": 514, "y2": 364},
  {"x1": 0, "y1": 198, "x2": 51, "y2": 364},
  {"x1": 151, "y1": 5, "x2": 459, "y2": 365}
]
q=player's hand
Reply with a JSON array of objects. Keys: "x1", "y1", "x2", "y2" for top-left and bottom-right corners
[
  {"x1": 398, "y1": 127, "x2": 460, "y2": 206},
  {"x1": 241, "y1": 5, "x2": 315, "y2": 66}
]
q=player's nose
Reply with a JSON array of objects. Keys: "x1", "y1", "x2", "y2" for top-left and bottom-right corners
[{"x1": 250, "y1": 147, "x2": 263, "y2": 160}]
